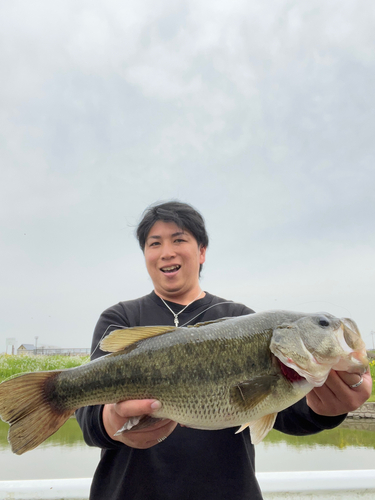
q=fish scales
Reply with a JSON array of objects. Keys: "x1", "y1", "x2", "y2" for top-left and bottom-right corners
[
  {"x1": 51, "y1": 317, "x2": 274, "y2": 418},
  {"x1": 39, "y1": 313, "x2": 305, "y2": 428},
  {"x1": 0, "y1": 310, "x2": 368, "y2": 454}
]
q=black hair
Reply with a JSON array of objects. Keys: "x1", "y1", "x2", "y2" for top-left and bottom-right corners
[{"x1": 136, "y1": 201, "x2": 209, "y2": 275}]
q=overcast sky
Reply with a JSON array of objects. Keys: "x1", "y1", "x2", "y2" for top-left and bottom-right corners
[{"x1": 1, "y1": 0, "x2": 374, "y2": 352}]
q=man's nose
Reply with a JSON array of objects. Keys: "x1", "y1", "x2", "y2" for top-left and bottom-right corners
[{"x1": 161, "y1": 242, "x2": 176, "y2": 259}]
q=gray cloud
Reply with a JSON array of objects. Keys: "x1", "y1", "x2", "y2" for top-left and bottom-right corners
[{"x1": 1, "y1": 1, "x2": 374, "y2": 350}]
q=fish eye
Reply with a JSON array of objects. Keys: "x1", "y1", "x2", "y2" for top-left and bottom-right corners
[{"x1": 318, "y1": 317, "x2": 330, "y2": 327}]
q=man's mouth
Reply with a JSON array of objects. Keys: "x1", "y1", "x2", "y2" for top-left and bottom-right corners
[{"x1": 161, "y1": 265, "x2": 181, "y2": 273}]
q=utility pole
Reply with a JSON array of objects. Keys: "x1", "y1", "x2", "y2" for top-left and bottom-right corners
[
  {"x1": 35, "y1": 336, "x2": 39, "y2": 355},
  {"x1": 371, "y1": 331, "x2": 375, "y2": 350}
]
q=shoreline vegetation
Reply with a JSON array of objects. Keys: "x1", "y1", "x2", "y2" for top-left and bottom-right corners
[
  {"x1": 0, "y1": 354, "x2": 90, "y2": 382},
  {"x1": 0, "y1": 354, "x2": 374, "y2": 402}
]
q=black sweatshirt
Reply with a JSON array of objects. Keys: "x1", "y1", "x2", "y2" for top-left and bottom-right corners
[{"x1": 76, "y1": 292, "x2": 346, "y2": 500}]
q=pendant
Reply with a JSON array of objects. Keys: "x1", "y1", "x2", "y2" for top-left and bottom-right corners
[{"x1": 174, "y1": 317, "x2": 179, "y2": 327}]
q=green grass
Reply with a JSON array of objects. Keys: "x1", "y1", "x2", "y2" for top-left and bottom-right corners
[
  {"x1": 264, "y1": 423, "x2": 375, "y2": 449},
  {"x1": 0, "y1": 354, "x2": 89, "y2": 383},
  {"x1": 368, "y1": 360, "x2": 375, "y2": 402}
]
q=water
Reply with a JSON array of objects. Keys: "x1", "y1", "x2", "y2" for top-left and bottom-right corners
[
  {"x1": 256, "y1": 419, "x2": 375, "y2": 472},
  {"x1": 0, "y1": 419, "x2": 99, "y2": 481},
  {"x1": 0, "y1": 419, "x2": 374, "y2": 481}
]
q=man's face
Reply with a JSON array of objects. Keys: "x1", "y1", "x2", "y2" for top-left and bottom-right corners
[{"x1": 144, "y1": 220, "x2": 206, "y2": 302}]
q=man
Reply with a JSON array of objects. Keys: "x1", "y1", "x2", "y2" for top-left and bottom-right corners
[{"x1": 76, "y1": 201, "x2": 371, "y2": 500}]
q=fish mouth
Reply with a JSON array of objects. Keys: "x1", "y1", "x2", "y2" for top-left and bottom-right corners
[
  {"x1": 331, "y1": 323, "x2": 369, "y2": 373},
  {"x1": 276, "y1": 358, "x2": 306, "y2": 384},
  {"x1": 274, "y1": 349, "x2": 328, "y2": 387},
  {"x1": 160, "y1": 265, "x2": 181, "y2": 273}
]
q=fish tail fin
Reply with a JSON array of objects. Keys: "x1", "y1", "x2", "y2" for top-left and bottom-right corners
[{"x1": 0, "y1": 371, "x2": 74, "y2": 455}]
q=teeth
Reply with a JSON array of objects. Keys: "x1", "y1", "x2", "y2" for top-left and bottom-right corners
[{"x1": 162, "y1": 266, "x2": 180, "y2": 272}]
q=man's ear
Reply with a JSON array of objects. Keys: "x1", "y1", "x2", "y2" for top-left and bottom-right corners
[{"x1": 199, "y1": 246, "x2": 207, "y2": 264}]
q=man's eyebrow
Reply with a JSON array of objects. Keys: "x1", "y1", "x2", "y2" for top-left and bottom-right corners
[{"x1": 147, "y1": 231, "x2": 187, "y2": 240}]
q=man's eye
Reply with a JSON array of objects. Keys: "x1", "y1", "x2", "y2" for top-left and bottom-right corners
[
  {"x1": 149, "y1": 241, "x2": 160, "y2": 247},
  {"x1": 174, "y1": 239, "x2": 186, "y2": 243}
]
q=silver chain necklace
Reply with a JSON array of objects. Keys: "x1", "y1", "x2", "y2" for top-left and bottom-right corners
[{"x1": 159, "y1": 291, "x2": 203, "y2": 327}]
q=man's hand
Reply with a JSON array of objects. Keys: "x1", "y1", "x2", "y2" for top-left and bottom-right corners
[
  {"x1": 306, "y1": 369, "x2": 372, "y2": 416},
  {"x1": 103, "y1": 400, "x2": 178, "y2": 449}
]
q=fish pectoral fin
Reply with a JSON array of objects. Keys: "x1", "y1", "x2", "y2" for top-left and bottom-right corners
[
  {"x1": 249, "y1": 413, "x2": 278, "y2": 444},
  {"x1": 100, "y1": 326, "x2": 176, "y2": 352},
  {"x1": 230, "y1": 376, "x2": 278, "y2": 411}
]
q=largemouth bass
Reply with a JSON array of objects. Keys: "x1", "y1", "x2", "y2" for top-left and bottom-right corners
[{"x1": 0, "y1": 310, "x2": 368, "y2": 455}]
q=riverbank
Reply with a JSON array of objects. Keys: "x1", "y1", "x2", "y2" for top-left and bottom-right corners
[
  {"x1": 347, "y1": 402, "x2": 375, "y2": 420},
  {"x1": 0, "y1": 354, "x2": 89, "y2": 383}
]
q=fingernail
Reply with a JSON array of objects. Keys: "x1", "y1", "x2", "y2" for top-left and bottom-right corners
[{"x1": 151, "y1": 400, "x2": 162, "y2": 410}]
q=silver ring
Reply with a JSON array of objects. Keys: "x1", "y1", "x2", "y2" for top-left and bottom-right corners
[
  {"x1": 349, "y1": 376, "x2": 363, "y2": 389},
  {"x1": 157, "y1": 436, "x2": 167, "y2": 443}
]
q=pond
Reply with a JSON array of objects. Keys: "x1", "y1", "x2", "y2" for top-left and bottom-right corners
[{"x1": 0, "y1": 419, "x2": 374, "y2": 481}]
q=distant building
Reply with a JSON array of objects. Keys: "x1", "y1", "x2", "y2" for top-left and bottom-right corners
[
  {"x1": 16, "y1": 344, "x2": 90, "y2": 356},
  {"x1": 34, "y1": 347, "x2": 90, "y2": 356},
  {"x1": 17, "y1": 344, "x2": 35, "y2": 355}
]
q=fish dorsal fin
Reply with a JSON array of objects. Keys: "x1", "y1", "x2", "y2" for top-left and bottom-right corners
[
  {"x1": 229, "y1": 376, "x2": 278, "y2": 411},
  {"x1": 187, "y1": 317, "x2": 231, "y2": 328},
  {"x1": 100, "y1": 326, "x2": 176, "y2": 352},
  {"x1": 248, "y1": 413, "x2": 278, "y2": 444}
]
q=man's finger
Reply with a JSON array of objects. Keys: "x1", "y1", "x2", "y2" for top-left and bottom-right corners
[
  {"x1": 335, "y1": 371, "x2": 363, "y2": 388},
  {"x1": 114, "y1": 399, "x2": 162, "y2": 418}
]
